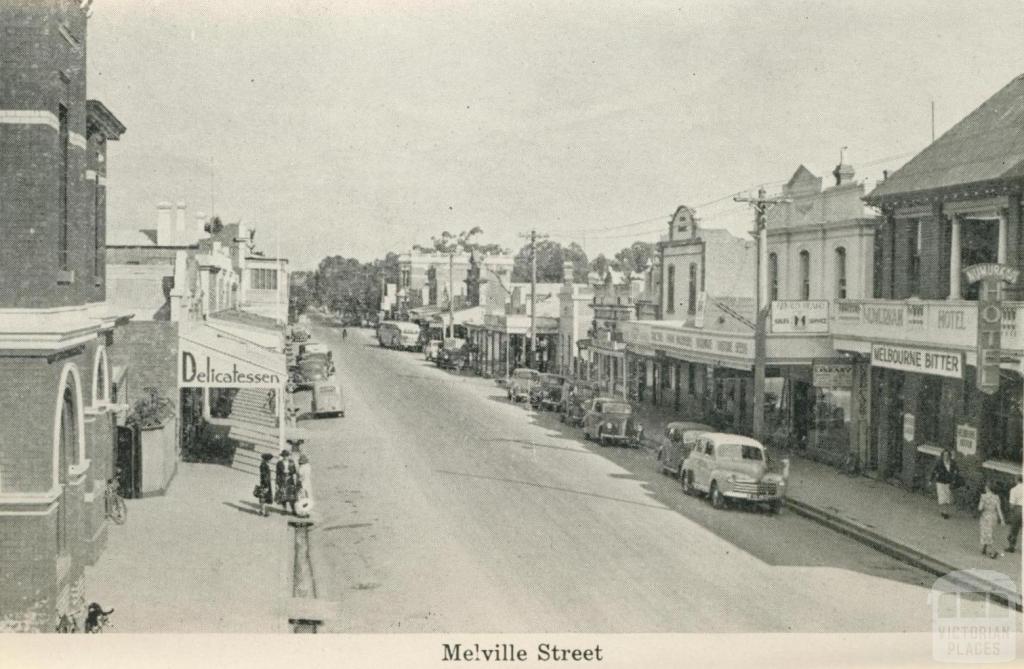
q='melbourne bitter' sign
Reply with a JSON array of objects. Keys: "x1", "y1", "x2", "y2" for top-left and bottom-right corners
[{"x1": 870, "y1": 343, "x2": 963, "y2": 379}]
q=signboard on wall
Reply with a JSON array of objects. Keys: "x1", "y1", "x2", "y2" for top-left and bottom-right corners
[
  {"x1": 771, "y1": 300, "x2": 829, "y2": 333},
  {"x1": 965, "y1": 263, "x2": 1019, "y2": 395},
  {"x1": 902, "y1": 413, "x2": 916, "y2": 443},
  {"x1": 870, "y1": 343, "x2": 963, "y2": 379},
  {"x1": 813, "y1": 362, "x2": 853, "y2": 388},
  {"x1": 178, "y1": 326, "x2": 286, "y2": 388},
  {"x1": 693, "y1": 292, "x2": 707, "y2": 329},
  {"x1": 955, "y1": 424, "x2": 978, "y2": 456}
]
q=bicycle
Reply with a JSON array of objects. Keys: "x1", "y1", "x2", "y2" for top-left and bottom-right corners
[{"x1": 104, "y1": 477, "x2": 127, "y2": 525}]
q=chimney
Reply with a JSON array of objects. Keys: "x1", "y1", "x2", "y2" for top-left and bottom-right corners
[
  {"x1": 156, "y1": 202, "x2": 173, "y2": 245},
  {"x1": 832, "y1": 146, "x2": 856, "y2": 186},
  {"x1": 175, "y1": 202, "x2": 187, "y2": 245},
  {"x1": 195, "y1": 211, "x2": 208, "y2": 240}
]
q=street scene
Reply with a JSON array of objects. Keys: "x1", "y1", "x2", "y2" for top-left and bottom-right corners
[{"x1": 2, "y1": 1, "x2": 1024, "y2": 666}]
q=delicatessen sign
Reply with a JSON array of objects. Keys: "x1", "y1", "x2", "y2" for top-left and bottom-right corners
[
  {"x1": 870, "y1": 343, "x2": 963, "y2": 379},
  {"x1": 178, "y1": 331, "x2": 285, "y2": 388}
]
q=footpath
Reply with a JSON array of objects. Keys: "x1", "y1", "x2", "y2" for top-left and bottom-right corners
[
  {"x1": 630, "y1": 402, "x2": 1022, "y2": 609},
  {"x1": 84, "y1": 462, "x2": 292, "y2": 632}
]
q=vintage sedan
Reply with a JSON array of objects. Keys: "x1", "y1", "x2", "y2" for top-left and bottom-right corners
[
  {"x1": 311, "y1": 380, "x2": 345, "y2": 418},
  {"x1": 530, "y1": 373, "x2": 566, "y2": 411},
  {"x1": 423, "y1": 339, "x2": 442, "y2": 362},
  {"x1": 581, "y1": 398, "x2": 641, "y2": 447},
  {"x1": 679, "y1": 433, "x2": 786, "y2": 513},
  {"x1": 656, "y1": 421, "x2": 715, "y2": 477},
  {"x1": 560, "y1": 381, "x2": 601, "y2": 426},
  {"x1": 507, "y1": 368, "x2": 541, "y2": 403},
  {"x1": 436, "y1": 338, "x2": 469, "y2": 371}
]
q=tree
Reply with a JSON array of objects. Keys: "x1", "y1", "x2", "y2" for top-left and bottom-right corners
[
  {"x1": 589, "y1": 254, "x2": 611, "y2": 279},
  {"x1": 512, "y1": 240, "x2": 589, "y2": 283},
  {"x1": 413, "y1": 227, "x2": 506, "y2": 256},
  {"x1": 288, "y1": 271, "x2": 316, "y2": 321},
  {"x1": 613, "y1": 241, "x2": 654, "y2": 278}
]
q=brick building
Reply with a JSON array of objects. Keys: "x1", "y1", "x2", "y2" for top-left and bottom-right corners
[
  {"x1": 0, "y1": 0, "x2": 130, "y2": 631},
  {"x1": 845, "y1": 72, "x2": 1024, "y2": 493}
]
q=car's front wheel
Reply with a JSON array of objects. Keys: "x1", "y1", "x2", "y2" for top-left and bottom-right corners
[{"x1": 710, "y1": 482, "x2": 726, "y2": 509}]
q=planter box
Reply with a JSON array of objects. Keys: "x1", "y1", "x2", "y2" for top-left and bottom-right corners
[{"x1": 139, "y1": 418, "x2": 178, "y2": 496}]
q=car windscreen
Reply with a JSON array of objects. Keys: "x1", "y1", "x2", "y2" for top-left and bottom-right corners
[
  {"x1": 716, "y1": 443, "x2": 764, "y2": 461},
  {"x1": 602, "y1": 402, "x2": 631, "y2": 415}
]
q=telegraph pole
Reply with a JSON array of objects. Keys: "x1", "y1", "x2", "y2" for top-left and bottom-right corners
[
  {"x1": 519, "y1": 229, "x2": 549, "y2": 368},
  {"x1": 734, "y1": 187, "x2": 789, "y2": 441},
  {"x1": 449, "y1": 251, "x2": 455, "y2": 338}
]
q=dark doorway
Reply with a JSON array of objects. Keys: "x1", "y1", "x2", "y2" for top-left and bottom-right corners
[{"x1": 115, "y1": 425, "x2": 141, "y2": 499}]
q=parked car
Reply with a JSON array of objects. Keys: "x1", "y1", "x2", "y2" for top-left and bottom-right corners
[
  {"x1": 437, "y1": 338, "x2": 469, "y2": 371},
  {"x1": 292, "y1": 358, "x2": 330, "y2": 390},
  {"x1": 530, "y1": 373, "x2": 566, "y2": 411},
  {"x1": 561, "y1": 381, "x2": 601, "y2": 426},
  {"x1": 679, "y1": 433, "x2": 786, "y2": 513},
  {"x1": 289, "y1": 327, "x2": 311, "y2": 343},
  {"x1": 656, "y1": 421, "x2": 715, "y2": 477},
  {"x1": 581, "y1": 398, "x2": 642, "y2": 447},
  {"x1": 507, "y1": 368, "x2": 541, "y2": 403},
  {"x1": 311, "y1": 380, "x2": 345, "y2": 418},
  {"x1": 423, "y1": 339, "x2": 442, "y2": 362}
]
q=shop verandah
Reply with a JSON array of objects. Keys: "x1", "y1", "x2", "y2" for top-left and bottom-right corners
[{"x1": 466, "y1": 314, "x2": 559, "y2": 378}]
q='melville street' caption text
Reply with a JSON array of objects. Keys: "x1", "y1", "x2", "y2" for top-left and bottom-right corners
[{"x1": 442, "y1": 643, "x2": 604, "y2": 663}]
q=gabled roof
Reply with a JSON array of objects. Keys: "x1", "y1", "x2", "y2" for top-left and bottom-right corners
[{"x1": 867, "y1": 72, "x2": 1024, "y2": 204}]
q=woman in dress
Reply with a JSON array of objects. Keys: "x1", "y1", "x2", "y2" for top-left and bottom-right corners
[
  {"x1": 297, "y1": 454, "x2": 313, "y2": 503},
  {"x1": 930, "y1": 449, "x2": 960, "y2": 519},
  {"x1": 275, "y1": 450, "x2": 298, "y2": 515},
  {"x1": 978, "y1": 480, "x2": 1005, "y2": 559},
  {"x1": 257, "y1": 452, "x2": 274, "y2": 517}
]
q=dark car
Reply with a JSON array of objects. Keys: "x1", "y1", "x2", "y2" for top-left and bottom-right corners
[
  {"x1": 436, "y1": 338, "x2": 469, "y2": 371},
  {"x1": 656, "y1": 421, "x2": 715, "y2": 477},
  {"x1": 560, "y1": 381, "x2": 601, "y2": 426},
  {"x1": 292, "y1": 358, "x2": 330, "y2": 390},
  {"x1": 581, "y1": 398, "x2": 642, "y2": 447},
  {"x1": 531, "y1": 374, "x2": 566, "y2": 411}
]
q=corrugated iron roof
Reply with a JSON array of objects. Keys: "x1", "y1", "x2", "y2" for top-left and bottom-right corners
[{"x1": 867, "y1": 72, "x2": 1024, "y2": 203}]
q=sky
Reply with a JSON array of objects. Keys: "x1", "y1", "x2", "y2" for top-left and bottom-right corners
[{"x1": 88, "y1": 0, "x2": 1024, "y2": 270}]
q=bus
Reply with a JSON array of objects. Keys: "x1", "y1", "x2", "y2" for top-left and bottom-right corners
[{"x1": 377, "y1": 321, "x2": 422, "y2": 351}]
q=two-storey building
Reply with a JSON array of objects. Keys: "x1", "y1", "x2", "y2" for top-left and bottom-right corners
[{"x1": 0, "y1": 0, "x2": 131, "y2": 631}]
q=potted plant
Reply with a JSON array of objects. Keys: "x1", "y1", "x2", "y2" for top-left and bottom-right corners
[
  {"x1": 126, "y1": 387, "x2": 175, "y2": 429},
  {"x1": 125, "y1": 387, "x2": 177, "y2": 496}
]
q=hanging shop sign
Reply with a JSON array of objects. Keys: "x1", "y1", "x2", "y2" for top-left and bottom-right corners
[
  {"x1": 965, "y1": 263, "x2": 1019, "y2": 395},
  {"x1": 770, "y1": 300, "x2": 829, "y2": 333},
  {"x1": 813, "y1": 362, "x2": 854, "y2": 388},
  {"x1": 870, "y1": 343, "x2": 963, "y2": 379},
  {"x1": 693, "y1": 291, "x2": 708, "y2": 329},
  {"x1": 955, "y1": 424, "x2": 978, "y2": 456}
]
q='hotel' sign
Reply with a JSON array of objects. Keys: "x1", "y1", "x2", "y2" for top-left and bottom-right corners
[{"x1": 964, "y1": 263, "x2": 1018, "y2": 395}]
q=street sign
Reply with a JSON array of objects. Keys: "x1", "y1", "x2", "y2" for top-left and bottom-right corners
[
  {"x1": 903, "y1": 413, "x2": 916, "y2": 443},
  {"x1": 771, "y1": 300, "x2": 829, "y2": 333},
  {"x1": 870, "y1": 343, "x2": 963, "y2": 379}
]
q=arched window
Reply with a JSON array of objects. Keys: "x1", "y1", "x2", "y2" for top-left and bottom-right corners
[
  {"x1": 53, "y1": 364, "x2": 83, "y2": 555},
  {"x1": 799, "y1": 250, "x2": 811, "y2": 300},
  {"x1": 666, "y1": 265, "x2": 675, "y2": 314},
  {"x1": 768, "y1": 253, "x2": 779, "y2": 301},
  {"x1": 93, "y1": 346, "x2": 109, "y2": 406},
  {"x1": 834, "y1": 247, "x2": 847, "y2": 299},
  {"x1": 687, "y1": 263, "x2": 698, "y2": 315}
]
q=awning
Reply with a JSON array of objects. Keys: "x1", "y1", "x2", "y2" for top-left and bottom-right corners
[
  {"x1": 431, "y1": 306, "x2": 484, "y2": 327},
  {"x1": 178, "y1": 322, "x2": 287, "y2": 388},
  {"x1": 207, "y1": 309, "x2": 285, "y2": 351}
]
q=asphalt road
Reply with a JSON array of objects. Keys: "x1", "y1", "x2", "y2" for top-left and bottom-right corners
[{"x1": 299, "y1": 320, "x2": 943, "y2": 632}]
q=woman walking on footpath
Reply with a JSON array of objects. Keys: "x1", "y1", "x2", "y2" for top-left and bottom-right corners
[
  {"x1": 297, "y1": 454, "x2": 313, "y2": 503},
  {"x1": 256, "y1": 453, "x2": 274, "y2": 516},
  {"x1": 978, "y1": 480, "x2": 1006, "y2": 559},
  {"x1": 275, "y1": 450, "x2": 298, "y2": 515},
  {"x1": 930, "y1": 449, "x2": 960, "y2": 519}
]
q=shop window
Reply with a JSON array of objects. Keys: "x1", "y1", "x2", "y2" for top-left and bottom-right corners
[
  {"x1": 666, "y1": 266, "x2": 675, "y2": 313},
  {"x1": 250, "y1": 268, "x2": 278, "y2": 290},
  {"x1": 918, "y1": 377, "x2": 942, "y2": 444},
  {"x1": 768, "y1": 253, "x2": 779, "y2": 301},
  {"x1": 834, "y1": 247, "x2": 847, "y2": 299}
]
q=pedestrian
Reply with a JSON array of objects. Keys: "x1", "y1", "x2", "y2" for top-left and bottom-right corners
[
  {"x1": 930, "y1": 449, "x2": 961, "y2": 519},
  {"x1": 1007, "y1": 475, "x2": 1023, "y2": 553},
  {"x1": 255, "y1": 452, "x2": 274, "y2": 517},
  {"x1": 275, "y1": 450, "x2": 298, "y2": 515},
  {"x1": 297, "y1": 453, "x2": 313, "y2": 503},
  {"x1": 978, "y1": 480, "x2": 1005, "y2": 559}
]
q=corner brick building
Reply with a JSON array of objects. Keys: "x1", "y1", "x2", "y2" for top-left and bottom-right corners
[{"x1": 0, "y1": 0, "x2": 129, "y2": 631}]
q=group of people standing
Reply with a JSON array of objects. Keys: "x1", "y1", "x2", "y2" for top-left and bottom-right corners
[
  {"x1": 930, "y1": 449, "x2": 1023, "y2": 559},
  {"x1": 255, "y1": 440, "x2": 313, "y2": 517}
]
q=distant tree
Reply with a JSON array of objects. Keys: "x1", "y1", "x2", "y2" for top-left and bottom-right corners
[
  {"x1": 511, "y1": 239, "x2": 587, "y2": 283},
  {"x1": 288, "y1": 271, "x2": 317, "y2": 320},
  {"x1": 413, "y1": 227, "x2": 506, "y2": 256},
  {"x1": 589, "y1": 254, "x2": 611, "y2": 279},
  {"x1": 612, "y1": 241, "x2": 655, "y2": 278}
]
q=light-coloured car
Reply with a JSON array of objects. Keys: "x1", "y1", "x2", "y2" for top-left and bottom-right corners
[
  {"x1": 311, "y1": 381, "x2": 345, "y2": 418},
  {"x1": 423, "y1": 339, "x2": 442, "y2": 361},
  {"x1": 656, "y1": 421, "x2": 715, "y2": 477},
  {"x1": 507, "y1": 368, "x2": 541, "y2": 402},
  {"x1": 679, "y1": 433, "x2": 786, "y2": 513}
]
